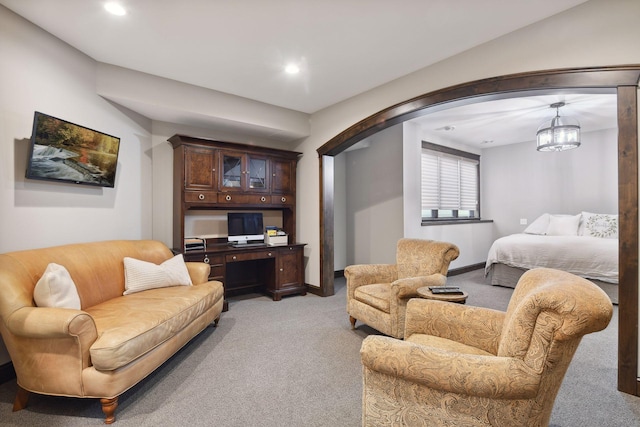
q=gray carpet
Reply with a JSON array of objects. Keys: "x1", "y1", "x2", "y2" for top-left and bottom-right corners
[{"x1": 0, "y1": 270, "x2": 638, "y2": 426}]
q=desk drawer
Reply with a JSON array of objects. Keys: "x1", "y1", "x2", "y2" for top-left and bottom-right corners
[
  {"x1": 226, "y1": 250, "x2": 275, "y2": 262},
  {"x1": 185, "y1": 191, "x2": 217, "y2": 203}
]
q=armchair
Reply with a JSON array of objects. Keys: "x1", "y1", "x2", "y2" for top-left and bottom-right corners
[
  {"x1": 345, "y1": 238, "x2": 459, "y2": 339},
  {"x1": 360, "y1": 268, "x2": 613, "y2": 426}
]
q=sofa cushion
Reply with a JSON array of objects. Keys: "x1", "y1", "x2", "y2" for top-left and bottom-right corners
[
  {"x1": 355, "y1": 283, "x2": 391, "y2": 313},
  {"x1": 33, "y1": 263, "x2": 81, "y2": 309},
  {"x1": 87, "y1": 281, "x2": 223, "y2": 371},
  {"x1": 123, "y1": 254, "x2": 192, "y2": 295}
]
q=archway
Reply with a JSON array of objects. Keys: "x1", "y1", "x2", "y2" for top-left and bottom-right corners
[{"x1": 317, "y1": 65, "x2": 640, "y2": 395}]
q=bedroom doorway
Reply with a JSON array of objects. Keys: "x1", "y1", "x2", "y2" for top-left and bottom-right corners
[{"x1": 317, "y1": 65, "x2": 640, "y2": 395}]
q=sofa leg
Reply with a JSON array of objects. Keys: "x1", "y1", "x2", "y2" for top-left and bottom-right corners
[
  {"x1": 12, "y1": 385, "x2": 29, "y2": 411},
  {"x1": 100, "y1": 397, "x2": 118, "y2": 424},
  {"x1": 349, "y1": 316, "x2": 357, "y2": 329},
  {"x1": 213, "y1": 317, "x2": 220, "y2": 326}
]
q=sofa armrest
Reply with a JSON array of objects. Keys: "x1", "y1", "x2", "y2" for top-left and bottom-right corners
[
  {"x1": 185, "y1": 262, "x2": 211, "y2": 285},
  {"x1": 392, "y1": 274, "x2": 447, "y2": 299},
  {"x1": 7, "y1": 306, "x2": 97, "y2": 370},
  {"x1": 344, "y1": 264, "x2": 397, "y2": 299},
  {"x1": 404, "y1": 298, "x2": 505, "y2": 354},
  {"x1": 361, "y1": 335, "x2": 538, "y2": 399}
]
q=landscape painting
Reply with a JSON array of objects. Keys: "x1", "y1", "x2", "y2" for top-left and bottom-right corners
[{"x1": 25, "y1": 112, "x2": 121, "y2": 188}]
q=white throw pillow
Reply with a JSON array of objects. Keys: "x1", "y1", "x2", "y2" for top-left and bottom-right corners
[
  {"x1": 546, "y1": 214, "x2": 581, "y2": 236},
  {"x1": 123, "y1": 254, "x2": 193, "y2": 295},
  {"x1": 33, "y1": 263, "x2": 81, "y2": 309},
  {"x1": 580, "y1": 211, "x2": 618, "y2": 238},
  {"x1": 523, "y1": 213, "x2": 550, "y2": 235}
]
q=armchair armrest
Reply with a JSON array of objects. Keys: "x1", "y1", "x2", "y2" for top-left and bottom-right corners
[
  {"x1": 404, "y1": 298, "x2": 505, "y2": 354},
  {"x1": 344, "y1": 264, "x2": 397, "y2": 299},
  {"x1": 185, "y1": 262, "x2": 211, "y2": 285},
  {"x1": 361, "y1": 335, "x2": 539, "y2": 399},
  {"x1": 392, "y1": 274, "x2": 447, "y2": 299}
]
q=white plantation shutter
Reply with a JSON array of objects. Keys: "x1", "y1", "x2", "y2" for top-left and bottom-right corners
[{"x1": 421, "y1": 144, "x2": 479, "y2": 215}]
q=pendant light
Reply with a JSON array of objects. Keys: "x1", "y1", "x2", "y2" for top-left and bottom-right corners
[{"x1": 536, "y1": 102, "x2": 581, "y2": 151}]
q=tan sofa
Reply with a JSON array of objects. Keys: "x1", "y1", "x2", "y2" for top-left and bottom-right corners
[{"x1": 0, "y1": 240, "x2": 224, "y2": 424}]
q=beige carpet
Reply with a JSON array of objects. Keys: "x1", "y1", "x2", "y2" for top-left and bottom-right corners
[{"x1": 0, "y1": 270, "x2": 637, "y2": 426}]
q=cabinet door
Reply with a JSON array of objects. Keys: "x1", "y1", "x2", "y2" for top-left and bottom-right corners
[
  {"x1": 247, "y1": 155, "x2": 269, "y2": 192},
  {"x1": 220, "y1": 150, "x2": 245, "y2": 191},
  {"x1": 185, "y1": 145, "x2": 217, "y2": 191},
  {"x1": 271, "y1": 158, "x2": 295, "y2": 194},
  {"x1": 277, "y1": 246, "x2": 303, "y2": 289}
]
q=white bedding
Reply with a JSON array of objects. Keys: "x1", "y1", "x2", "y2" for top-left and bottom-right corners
[{"x1": 485, "y1": 234, "x2": 618, "y2": 284}]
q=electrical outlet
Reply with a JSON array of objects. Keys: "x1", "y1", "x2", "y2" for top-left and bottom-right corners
[{"x1": 520, "y1": 218, "x2": 528, "y2": 225}]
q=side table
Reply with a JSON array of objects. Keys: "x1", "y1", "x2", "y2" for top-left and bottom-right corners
[{"x1": 416, "y1": 286, "x2": 468, "y2": 304}]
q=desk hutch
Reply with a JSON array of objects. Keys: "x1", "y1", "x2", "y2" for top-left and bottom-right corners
[{"x1": 169, "y1": 134, "x2": 306, "y2": 304}]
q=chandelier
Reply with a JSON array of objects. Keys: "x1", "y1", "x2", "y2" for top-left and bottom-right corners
[{"x1": 536, "y1": 102, "x2": 581, "y2": 152}]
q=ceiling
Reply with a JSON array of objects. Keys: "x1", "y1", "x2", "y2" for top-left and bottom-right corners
[
  {"x1": 2, "y1": 0, "x2": 590, "y2": 114},
  {"x1": 407, "y1": 92, "x2": 618, "y2": 149},
  {"x1": 3, "y1": 1, "x2": 616, "y2": 146}
]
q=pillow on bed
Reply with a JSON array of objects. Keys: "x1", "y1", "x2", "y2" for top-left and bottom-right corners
[
  {"x1": 546, "y1": 214, "x2": 581, "y2": 236},
  {"x1": 580, "y1": 211, "x2": 618, "y2": 239},
  {"x1": 523, "y1": 213, "x2": 550, "y2": 235}
]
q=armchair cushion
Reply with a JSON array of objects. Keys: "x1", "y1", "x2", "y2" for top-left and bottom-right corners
[{"x1": 354, "y1": 284, "x2": 390, "y2": 313}]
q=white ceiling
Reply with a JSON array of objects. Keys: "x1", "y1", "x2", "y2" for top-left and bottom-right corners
[
  {"x1": 1, "y1": 0, "x2": 590, "y2": 114},
  {"x1": 408, "y1": 92, "x2": 618, "y2": 149},
  {"x1": 4, "y1": 1, "x2": 615, "y2": 147}
]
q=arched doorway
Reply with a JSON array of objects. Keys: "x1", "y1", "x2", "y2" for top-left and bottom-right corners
[{"x1": 317, "y1": 65, "x2": 640, "y2": 395}]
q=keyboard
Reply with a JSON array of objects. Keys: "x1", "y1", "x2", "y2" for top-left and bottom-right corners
[{"x1": 232, "y1": 243, "x2": 267, "y2": 248}]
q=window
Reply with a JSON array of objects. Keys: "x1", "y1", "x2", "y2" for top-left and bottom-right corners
[{"x1": 421, "y1": 141, "x2": 480, "y2": 221}]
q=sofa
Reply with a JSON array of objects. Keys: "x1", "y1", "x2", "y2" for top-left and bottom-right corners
[{"x1": 0, "y1": 240, "x2": 224, "y2": 424}]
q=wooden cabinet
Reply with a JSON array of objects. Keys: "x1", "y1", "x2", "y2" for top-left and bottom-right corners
[
  {"x1": 169, "y1": 134, "x2": 301, "y2": 249},
  {"x1": 184, "y1": 145, "x2": 218, "y2": 191},
  {"x1": 270, "y1": 245, "x2": 306, "y2": 301},
  {"x1": 183, "y1": 244, "x2": 306, "y2": 302},
  {"x1": 220, "y1": 150, "x2": 269, "y2": 193},
  {"x1": 170, "y1": 134, "x2": 306, "y2": 303}
]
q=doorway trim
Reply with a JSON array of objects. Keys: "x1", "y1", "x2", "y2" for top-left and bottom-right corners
[{"x1": 317, "y1": 65, "x2": 640, "y2": 395}]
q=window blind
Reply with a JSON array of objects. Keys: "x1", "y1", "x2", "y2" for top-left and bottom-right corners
[{"x1": 421, "y1": 149, "x2": 478, "y2": 212}]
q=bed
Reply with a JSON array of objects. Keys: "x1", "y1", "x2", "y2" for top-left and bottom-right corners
[{"x1": 485, "y1": 212, "x2": 619, "y2": 303}]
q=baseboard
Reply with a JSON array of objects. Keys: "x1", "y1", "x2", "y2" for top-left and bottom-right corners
[
  {"x1": 448, "y1": 263, "x2": 484, "y2": 276},
  {"x1": 0, "y1": 362, "x2": 15, "y2": 384},
  {"x1": 306, "y1": 283, "x2": 323, "y2": 296}
]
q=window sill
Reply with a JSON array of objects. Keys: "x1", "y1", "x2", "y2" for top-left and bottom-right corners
[{"x1": 421, "y1": 219, "x2": 493, "y2": 226}]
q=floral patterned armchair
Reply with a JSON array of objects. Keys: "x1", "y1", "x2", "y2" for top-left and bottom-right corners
[
  {"x1": 345, "y1": 238, "x2": 459, "y2": 339},
  {"x1": 360, "y1": 268, "x2": 613, "y2": 426}
]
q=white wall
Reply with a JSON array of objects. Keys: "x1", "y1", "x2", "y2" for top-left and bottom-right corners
[
  {"x1": 0, "y1": 8, "x2": 153, "y2": 364},
  {"x1": 482, "y1": 128, "x2": 618, "y2": 237},
  {"x1": 296, "y1": 0, "x2": 640, "y2": 287},
  {"x1": 343, "y1": 126, "x2": 404, "y2": 265}
]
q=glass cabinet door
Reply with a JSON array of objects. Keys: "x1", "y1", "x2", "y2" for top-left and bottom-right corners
[
  {"x1": 222, "y1": 153, "x2": 243, "y2": 189},
  {"x1": 248, "y1": 157, "x2": 267, "y2": 190}
]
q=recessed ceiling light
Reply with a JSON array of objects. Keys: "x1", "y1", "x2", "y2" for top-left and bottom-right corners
[
  {"x1": 104, "y1": 2, "x2": 126, "y2": 16},
  {"x1": 284, "y1": 63, "x2": 300, "y2": 75}
]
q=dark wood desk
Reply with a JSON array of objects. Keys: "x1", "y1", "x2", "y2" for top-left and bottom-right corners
[{"x1": 182, "y1": 243, "x2": 306, "y2": 308}]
